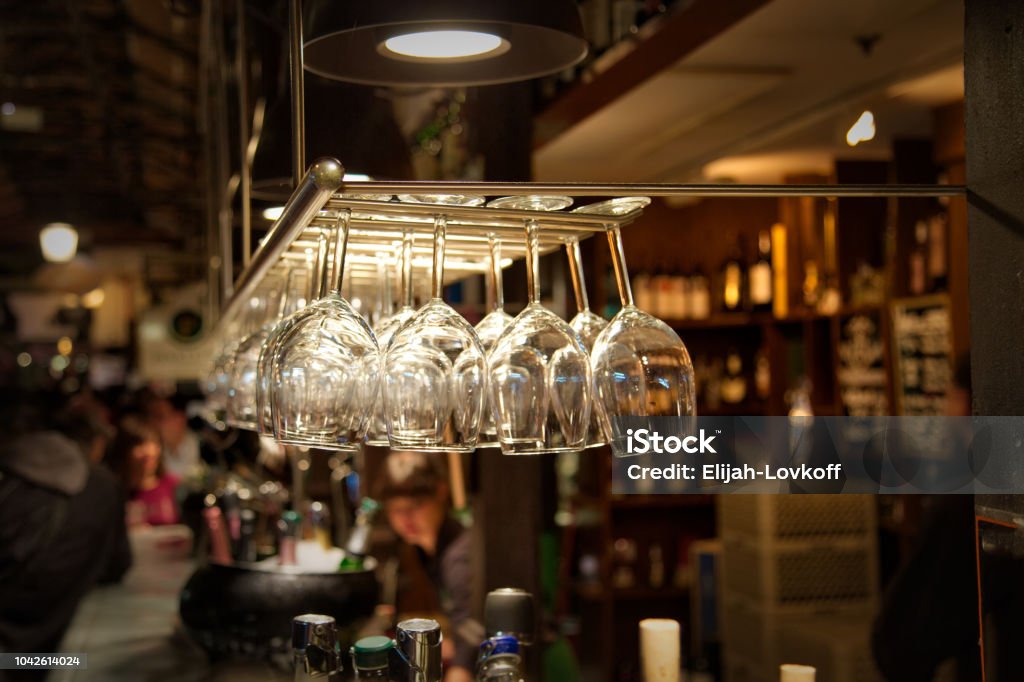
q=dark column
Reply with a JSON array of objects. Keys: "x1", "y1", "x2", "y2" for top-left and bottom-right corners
[{"x1": 965, "y1": 0, "x2": 1024, "y2": 416}]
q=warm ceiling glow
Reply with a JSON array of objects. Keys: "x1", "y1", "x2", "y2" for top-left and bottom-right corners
[
  {"x1": 382, "y1": 31, "x2": 506, "y2": 61},
  {"x1": 846, "y1": 110, "x2": 876, "y2": 147},
  {"x1": 40, "y1": 222, "x2": 78, "y2": 262},
  {"x1": 262, "y1": 205, "x2": 285, "y2": 221}
]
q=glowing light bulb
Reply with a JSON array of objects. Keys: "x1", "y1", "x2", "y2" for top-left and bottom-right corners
[
  {"x1": 382, "y1": 31, "x2": 507, "y2": 61},
  {"x1": 39, "y1": 223, "x2": 78, "y2": 263},
  {"x1": 846, "y1": 110, "x2": 876, "y2": 147}
]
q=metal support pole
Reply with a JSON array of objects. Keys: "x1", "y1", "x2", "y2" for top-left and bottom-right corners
[
  {"x1": 288, "y1": 0, "x2": 305, "y2": 188},
  {"x1": 235, "y1": 0, "x2": 252, "y2": 267}
]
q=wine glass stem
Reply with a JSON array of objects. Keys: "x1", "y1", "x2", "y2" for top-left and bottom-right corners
[
  {"x1": 376, "y1": 253, "x2": 392, "y2": 317},
  {"x1": 488, "y1": 235, "x2": 504, "y2": 312},
  {"x1": 566, "y1": 239, "x2": 590, "y2": 313},
  {"x1": 525, "y1": 219, "x2": 541, "y2": 305},
  {"x1": 279, "y1": 266, "x2": 297, "y2": 318},
  {"x1": 329, "y1": 210, "x2": 350, "y2": 294},
  {"x1": 432, "y1": 215, "x2": 447, "y2": 300},
  {"x1": 401, "y1": 228, "x2": 414, "y2": 308},
  {"x1": 606, "y1": 226, "x2": 634, "y2": 307},
  {"x1": 315, "y1": 230, "x2": 329, "y2": 300}
]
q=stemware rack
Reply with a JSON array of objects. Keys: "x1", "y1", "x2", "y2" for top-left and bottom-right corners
[{"x1": 212, "y1": 155, "x2": 964, "y2": 344}]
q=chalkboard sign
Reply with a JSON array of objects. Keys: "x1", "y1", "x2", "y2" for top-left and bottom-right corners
[
  {"x1": 890, "y1": 294, "x2": 952, "y2": 415},
  {"x1": 837, "y1": 311, "x2": 888, "y2": 416}
]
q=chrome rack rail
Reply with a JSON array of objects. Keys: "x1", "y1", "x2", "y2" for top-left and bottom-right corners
[{"x1": 214, "y1": 156, "x2": 967, "y2": 336}]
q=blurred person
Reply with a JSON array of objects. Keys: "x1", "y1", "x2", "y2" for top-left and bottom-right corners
[
  {"x1": 872, "y1": 354, "x2": 981, "y2": 682},
  {"x1": 108, "y1": 416, "x2": 180, "y2": 526},
  {"x1": 0, "y1": 390, "x2": 130, "y2": 680},
  {"x1": 142, "y1": 392, "x2": 202, "y2": 480},
  {"x1": 374, "y1": 452, "x2": 476, "y2": 682}
]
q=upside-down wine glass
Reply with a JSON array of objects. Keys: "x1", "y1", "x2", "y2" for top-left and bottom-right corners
[
  {"x1": 256, "y1": 230, "x2": 327, "y2": 435},
  {"x1": 475, "y1": 234, "x2": 514, "y2": 447},
  {"x1": 383, "y1": 195, "x2": 487, "y2": 452},
  {"x1": 584, "y1": 197, "x2": 696, "y2": 453},
  {"x1": 225, "y1": 268, "x2": 301, "y2": 430},
  {"x1": 564, "y1": 235, "x2": 608, "y2": 448},
  {"x1": 269, "y1": 210, "x2": 379, "y2": 450},
  {"x1": 365, "y1": 228, "x2": 417, "y2": 446},
  {"x1": 487, "y1": 195, "x2": 592, "y2": 454}
]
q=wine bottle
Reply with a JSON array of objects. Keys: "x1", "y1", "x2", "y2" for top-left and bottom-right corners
[
  {"x1": 720, "y1": 235, "x2": 745, "y2": 313},
  {"x1": 340, "y1": 498, "x2": 380, "y2": 570},
  {"x1": 749, "y1": 230, "x2": 773, "y2": 312},
  {"x1": 909, "y1": 220, "x2": 928, "y2": 296},
  {"x1": 720, "y1": 350, "x2": 747, "y2": 405},
  {"x1": 927, "y1": 213, "x2": 948, "y2": 291}
]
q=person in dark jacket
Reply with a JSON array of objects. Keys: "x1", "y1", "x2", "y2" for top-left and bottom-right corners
[
  {"x1": 374, "y1": 452, "x2": 477, "y2": 682},
  {"x1": 0, "y1": 391, "x2": 130, "y2": 681}
]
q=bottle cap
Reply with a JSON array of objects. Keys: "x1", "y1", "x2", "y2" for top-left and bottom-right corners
[
  {"x1": 360, "y1": 497, "x2": 380, "y2": 514},
  {"x1": 484, "y1": 588, "x2": 534, "y2": 642},
  {"x1": 482, "y1": 635, "x2": 519, "y2": 656},
  {"x1": 351, "y1": 635, "x2": 393, "y2": 670},
  {"x1": 292, "y1": 613, "x2": 337, "y2": 650}
]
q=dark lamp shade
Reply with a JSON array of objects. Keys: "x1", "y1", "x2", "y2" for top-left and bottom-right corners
[{"x1": 303, "y1": 0, "x2": 588, "y2": 87}]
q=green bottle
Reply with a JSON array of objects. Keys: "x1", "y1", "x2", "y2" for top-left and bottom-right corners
[
  {"x1": 339, "y1": 498, "x2": 380, "y2": 571},
  {"x1": 350, "y1": 635, "x2": 394, "y2": 679}
]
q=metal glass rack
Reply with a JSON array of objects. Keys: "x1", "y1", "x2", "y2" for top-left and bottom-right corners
[{"x1": 213, "y1": 156, "x2": 965, "y2": 339}]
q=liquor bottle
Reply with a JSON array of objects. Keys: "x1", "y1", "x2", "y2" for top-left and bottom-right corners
[
  {"x1": 719, "y1": 234, "x2": 746, "y2": 313},
  {"x1": 670, "y1": 271, "x2": 688, "y2": 319},
  {"x1": 755, "y1": 348, "x2": 771, "y2": 401},
  {"x1": 927, "y1": 213, "x2": 948, "y2": 291},
  {"x1": 720, "y1": 350, "x2": 747, "y2": 405},
  {"x1": 340, "y1": 498, "x2": 381, "y2": 570},
  {"x1": 652, "y1": 264, "x2": 674, "y2": 319},
  {"x1": 278, "y1": 509, "x2": 302, "y2": 566},
  {"x1": 909, "y1": 220, "x2": 928, "y2": 295},
  {"x1": 310, "y1": 500, "x2": 333, "y2": 550},
  {"x1": 237, "y1": 508, "x2": 258, "y2": 563},
  {"x1": 203, "y1": 505, "x2": 234, "y2": 566},
  {"x1": 689, "y1": 273, "x2": 711, "y2": 320},
  {"x1": 350, "y1": 635, "x2": 394, "y2": 680},
  {"x1": 648, "y1": 543, "x2": 665, "y2": 589},
  {"x1": 749, "y1": 230, "x2": 773, "y2": 312},
  {"x1": 293, "y1": 614, "x2": 343, "y2": 681},
  {"x1": 802, "y1": 261, "x2": 820, "y2": 309},
  {"x1": 770, "y1": 223, "x2": 789, "y2": 318},
  {"x1": 476, "y1": 635, "x2": 523, "y2": 682},
  {"x1": 633, "y1": 270, "x2": 654, "y2": 313}
]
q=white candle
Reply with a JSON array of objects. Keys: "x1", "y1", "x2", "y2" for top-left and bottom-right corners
[
  {"x1": 639, "y1": 618, "x2": 680, "y2": 682},
  {"x1": 779, "y1": 664, "x2": 816, "y2": 682}
]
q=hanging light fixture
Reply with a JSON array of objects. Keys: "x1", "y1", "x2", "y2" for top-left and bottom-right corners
[{"x1": 302, "y1": 0, "x2": 587, "y2": 87}]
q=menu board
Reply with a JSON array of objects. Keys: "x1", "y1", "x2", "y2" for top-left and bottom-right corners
[
  {"x1": 890, "y1": 295, "x2": 952, "y2": 415},
  {"x1": 837, "y1": 312, "x2": 889, "y2": 416}
]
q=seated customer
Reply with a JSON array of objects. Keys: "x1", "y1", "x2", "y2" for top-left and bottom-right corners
[
  {"x1": 0, "y1": 390, "x2": 129, "y2": 679},
  {"x1": 109, "y1": 416, "x2": 180, "y2": 526},
  {"x1": 375, "y1": 452, "x2": 477, "y2": 682}
]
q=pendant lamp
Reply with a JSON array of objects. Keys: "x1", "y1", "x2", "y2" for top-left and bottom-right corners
[{"x1": 302, "y1": 0, "x2": 587, "y2": 87}]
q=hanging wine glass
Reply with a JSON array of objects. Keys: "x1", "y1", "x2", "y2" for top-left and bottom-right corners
[
  {"x1": 475, "y1": 234, "x2": 514, "y2": 447},
  {"x1": 583, "y1": 197, "x2": 696, "y2": 453},
  {"x1": 269, "y1": 210, "x2": 379, "y2": 450},
  {"x1": 256, "y1": 230, "x2": 327, "y2": 435},
  {"x1": 225, "y1": 269, "x2": 297, "y2": 430},
  {"x1": 487, "y1": 195, "x2": 592, "y2": 454},
  {"x1": 365, "y1": 228, "x2": 418, "y2": 446},
  {"x1": 382, "y1": 195, "x2": 487, "y2": 452},
  {"x1": 564, "y1": 234, "x2": 609, "y2": 448}
]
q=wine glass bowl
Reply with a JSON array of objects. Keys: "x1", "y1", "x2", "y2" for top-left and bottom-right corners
[
  {"x1": 581, "y1": 197, "x2": 697, "y2": 454},
  {"x1": 486, "y1": 195, "x2": 593, "y2": 454}
]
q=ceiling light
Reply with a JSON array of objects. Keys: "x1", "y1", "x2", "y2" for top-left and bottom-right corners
[
  {"x1": 303, "y1": 0, "x2": 586, "y2": 87},
  {"x1": 846, "y1": 110, "x2": 876, "y2": 147},
  {"x1": 39, "y1": 223, "x2": 79, "y2": 263},
  {"x1": 1, "y1": 102, "x2": 15, "y2": 116},
  {"x1": 262, "y1": 205, "x2": 285, "y2": 221},
  {"x1": 81, "y1": 287, "x2": 106, "y2": 309},
  {"x1": 381, "y1": 31, "x2": 508, "y2": 61}
]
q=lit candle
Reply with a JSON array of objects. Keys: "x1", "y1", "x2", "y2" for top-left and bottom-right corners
[
  {"x1": 639, "y1": 618, "x2": 680, "y2": 682},
  {"x1": 779, "y1": 664, "x2": 816, "y2": 682}
]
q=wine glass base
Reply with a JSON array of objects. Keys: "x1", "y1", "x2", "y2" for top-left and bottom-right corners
[
  {"x1": 499, "y1": 442, "x2": 586, "y2": 455},
  {"x1": 224, "y1": 417, "x2": 259, "y2": 431},
  {"x1": 274, "y1": 434, "x2": 361, "y2": 452},
  {"x1": 390, "y1": 441, "x2": 477, "y2": 453}
]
